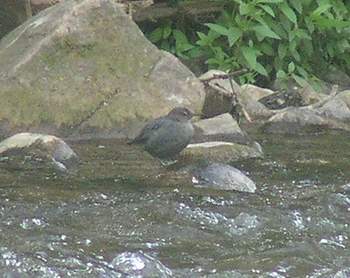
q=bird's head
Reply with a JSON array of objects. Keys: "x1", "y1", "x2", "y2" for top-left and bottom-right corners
[{"x1": 167, "y1": 107, "x2": 196, "y2": 122}]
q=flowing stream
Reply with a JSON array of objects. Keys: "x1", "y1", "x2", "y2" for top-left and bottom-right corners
[{"x1": 0, "y1": 131, "x2": 349, "y2": 277}]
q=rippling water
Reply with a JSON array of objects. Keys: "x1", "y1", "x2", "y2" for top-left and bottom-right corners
[{"x1": 0, "y1": 132, "x2": 349, "y2": 277}]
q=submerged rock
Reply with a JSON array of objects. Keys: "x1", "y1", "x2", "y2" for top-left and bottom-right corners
[
  {"x1": 0, "y1": 132, "x2": 78, "y2": 171},
  {"x1": 111, "y1": 251, "x2": 172, "y2": 278},
  {"x1": 192, "y1": 163, "x2": 256, "y2": 193},
  {"x1": 0, "y1": 0, "x2": 204, "y2": 139}
]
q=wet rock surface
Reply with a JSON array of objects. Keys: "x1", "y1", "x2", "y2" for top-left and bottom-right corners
[
  {"x1": 0, "y1": 132, "x2": 78, "y2": 172},
  {"x1": 183, "y1": 113, "x2": 263, "y2": 162},
  {"x1": 192, "y1": 163, "x2": 256, "y2": 193},
  {"x1": 111, "y1": 251, "x2": 172, "y2": 277}
]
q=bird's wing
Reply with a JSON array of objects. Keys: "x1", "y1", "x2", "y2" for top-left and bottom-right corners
[{"x1": 128, "y1": 117, "x2": 165, "y2": 144}]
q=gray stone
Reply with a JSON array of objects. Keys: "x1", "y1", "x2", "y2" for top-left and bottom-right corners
[
  {"x1": 199, "y1": 70, "x2": 240, "y2": 118},
  {"x1": 0, "y1": 132, "x2": 78, "y2": 171},
  {"x1": 315, "y1": 90, "x2": 350, "y2": 121},
  {"x1": 239, "y1": 87, "x2": 275, "y2": 120},
  {"x1": 263, "y1": 107, "x2": 349, "y2": 134},
  {"x1": 0, "y1": 0, "x2": 205, "y2": 139},
  {"x1": 193, "y1": 113, "x2": 251, "y2": 144},
  {"x1": 183, "y1": 141, "x2": 263, "y2": 163},
  {"x1": 183, "y1": 113, "x2": 263, "y2": 162},
  {"x1": 240, "y1": 84, "x2": 275, "y2": 102},
  {"x1": 192, "y1": 163, "x2": 256, "y2": 193}
]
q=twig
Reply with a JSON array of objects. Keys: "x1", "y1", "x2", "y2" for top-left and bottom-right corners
[
  {"x1": 25, "y1": 0, "x2": 33, "y2": 18},
  {"x1": 227, "y1": 72, "x2": 253, "y2": 123},
  {"x1": 200, "y1": 69, "x2": 248, "y2": 83}
]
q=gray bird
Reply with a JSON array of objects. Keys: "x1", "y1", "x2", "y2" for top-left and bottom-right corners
[{"x1": 129, "y1": 107, "x2": 195, "y2": 159}]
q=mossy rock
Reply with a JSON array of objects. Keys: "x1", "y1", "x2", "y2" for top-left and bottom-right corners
[{"x1": 0, "y1": 0, "x2": 205, "y2": 139}]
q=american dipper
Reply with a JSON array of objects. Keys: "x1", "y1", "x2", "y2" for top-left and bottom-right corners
[{"x1": 129, "y1": 107, "x2": 195, "y2": 159}]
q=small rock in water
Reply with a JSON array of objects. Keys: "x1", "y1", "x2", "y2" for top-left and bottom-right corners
[
  {"x1": 0, "y1": 132, "x2": 78, "y2": 172},
  {"x1": 111, "y1": 251, "x2": 172, "y2": 277},
  {"x1": 192, "y1": 163, "x2": 256, "y2": 193}
]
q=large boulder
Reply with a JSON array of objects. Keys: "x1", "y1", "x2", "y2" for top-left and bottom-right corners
[{"x1": 0, "y1": 0, "x2": 205, "y2": 140}]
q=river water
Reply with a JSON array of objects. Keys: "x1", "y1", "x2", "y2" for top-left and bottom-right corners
[{"x1": 0, "y1": 131, "x2": 349, "y2": 277}]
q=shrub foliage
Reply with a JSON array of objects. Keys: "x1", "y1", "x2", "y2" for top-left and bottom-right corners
[{"x1": 146, "y1": 0, "x2": 350, "y2": 87}]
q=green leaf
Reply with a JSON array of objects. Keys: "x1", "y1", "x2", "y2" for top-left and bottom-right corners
[
  {"x1": 178, "y1": 43, "x2": 194, "y2": 52},
  {"x1": 302, "y1": 40, "x2": 314, "y2": 57},
  {"x1": 160, "y1": 40, "x2": 171, "y2": 52},
  {"x1": 292, "y1": 74, "x2": 308, "y2": 87},
  {"x1": 304, "y1": 17, "x2": 315, "y2": 33},
  {"x1": 148, "y1": 27, "x2": 163, "y2": 43},
  {"x1": 290, "y1": 0, "x2": 303, "y2": 14},
  {"x1": 311, "y1": 3, "x2": 332, "y2": 17},
  {"x1": 259, "y1": 42, "x2": 274, "y2": 55},
  {"x1": 187, "y1": 47, "x2": 204, "y2": 58},
  {"x1": 242, "y1": 46, "x2": 257, "y2": 68},
  {"x1": 258, "y1": 4, "x2": 275, "y2": 17},
  {"x1": 295, "y1": 29, "x2": 312, "y2": 40},
  {"x1": 296, "y1": 66, "x2": 309, "y2": 79},
  {"x1": 278, "y1": 44, "x2": 287, "y2": 59},
  {"x1": 326, "y1": 43, "x2": 335, "y2": 58},
  {"x1": 196, "y1": 31, "x2": 219, "y2": 46},
  {"x1": 162, "y1": 25, "x2": 172, "y2": 39},
  {"x1": 253, "y1": 25, "x2": 281, "y2": 40},
  {"x1": 197, "y1": 32, "x2": 207, "y2": 41},
  {"x1": 291, "y1": 49, "x2": 301, "y2": 61},
  {"x1": 288, "y1": 62, "x2": 295, "y2": 73},
  {"x1": 255, "y1": 61, "x2": 268, "y2": 76},
  {"x1": 264, "y1": 17, "x2": 288, "y2": 39},
  {"x1": 173, "y1": 30, "x2": 189, "y2": 45},
  {"x1": 312, "y1": 17, "x2": 350, "y2": 29},
  {"x1": 227, "y1": 27, "x2": 242, "y2": 46},
  {"x1": 337, "y1": 39, "x2": 350, "y2": 53},
  {"x1": 280, "y1": 3, "x2": 297, "y2": 24},
  {"x1": 276, "y1": 70, "x2": 287, "y2": 79},
  {"x1": 239, "y1": 3, "x2": 252, "y2": 15},
  {"x1": 207, "y1": 30, "x2": 221, "y2": 41},
  {"x1": 205, "y1": 23, "x2": 229, "y2": 36}
]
